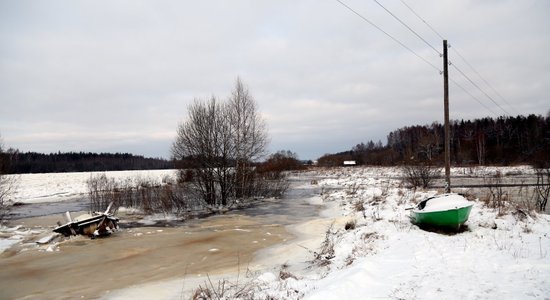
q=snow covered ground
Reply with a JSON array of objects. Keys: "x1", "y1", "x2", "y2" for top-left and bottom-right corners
[
  {"x1": 101, "y1": 166, "x2": 550, "y2": 299},
  {"x1": 302, "y1": 191, "x2": 549, "y2": 299},
  {"x1": 2, "y1": 166, "x2": 549, "y2": 299},
  {"x1": 4, "y1": 169, "x2": 177, "y2": 204},
  {"x1": 1, "y1": 169, "x2": 177, "y2": 254}
]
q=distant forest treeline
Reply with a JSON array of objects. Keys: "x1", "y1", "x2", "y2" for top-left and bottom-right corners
[
  {"x1": 318, "y1": 114, "x2": 550, "y2": 167},
  {"x1": 1, "y1": 151, "x2": 173, "y2": 174},
  {"x1": 2, "y1": 114, "x2": 548, "y2": 173}
]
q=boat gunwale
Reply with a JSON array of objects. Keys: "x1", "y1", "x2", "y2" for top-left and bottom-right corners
[{"x1": 412, "y1": 202, "x2": 473, "y2": 214}]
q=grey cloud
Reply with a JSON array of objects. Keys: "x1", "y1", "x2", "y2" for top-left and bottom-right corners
[{"x1": 1, "y1": 0, "x2": 548, "y2": 160}]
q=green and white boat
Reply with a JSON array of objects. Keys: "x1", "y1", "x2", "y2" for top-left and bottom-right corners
[{"x1": 410, "y1": 193, "x2": 473, "y2": 231}]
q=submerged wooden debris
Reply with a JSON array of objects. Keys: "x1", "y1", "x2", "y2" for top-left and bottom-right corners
[{"x1": 53, "y1": 203, "x2": 119, "y2": 238}]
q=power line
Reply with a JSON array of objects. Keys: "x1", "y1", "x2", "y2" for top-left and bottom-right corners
[
  {"x1": 399, "y1": 0, "x2": 445, "y2": 41},
  {"x1": 449, "y1": 78, "x2": 499, "y2": 117},
  {"x1": 451, "y1": 47, "x2": 521, "y2": 115},
  {"x1": 398, "y1": 0, "x2": 517, "y2": 116},
  {"x1": 335, "y1": 0, "x2": 509, "y2": 118},
  {"x1": 373, "y1": 0, "x2": 441, "y2": 56},
  {"x1": 334, "y1": 0, "x2": 441, "y2": 73},
  {"x1": 450, "y1": 63, "x2": 510, "y2": 116}
]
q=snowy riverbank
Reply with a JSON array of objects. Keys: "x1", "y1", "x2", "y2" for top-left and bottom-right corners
[
  {"x1": 255, "y1": 167, "x2": 550, "y2": 299},
  {"x1": 97, "y1": 166, "x2": 550, "y2": 299},
  {"x1": 2, "y1": 166, "x2": 549, "y2": 299}
]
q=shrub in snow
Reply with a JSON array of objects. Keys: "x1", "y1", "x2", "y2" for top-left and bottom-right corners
[
  {"x1": 401, "y1": 163, "x2": 441, "y2": 189},
  {"x1": 344, "y1": 219, "x2": 356, "y2": 231},
  {"x1": 87, "y1": 173, "x2": 197, "y2": 215},
  {"x1": 313, "y1": 223, "x2": 337, "y2": 266},
  {"x1": 534, "y1": 165, "x2": 549, "y2": 212}
]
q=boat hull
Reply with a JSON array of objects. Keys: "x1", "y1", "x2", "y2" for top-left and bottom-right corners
[
  {"x1": 53, "y1": 214, "x2": 119, "y2": 237},
  {"x1": 411, "y1": 204, "x2": 473, "y2": 231}
]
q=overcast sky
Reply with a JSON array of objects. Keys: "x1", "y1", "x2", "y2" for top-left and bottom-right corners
[{"x1": 1, "y1": 0, "x2": 548, "y2": 160}]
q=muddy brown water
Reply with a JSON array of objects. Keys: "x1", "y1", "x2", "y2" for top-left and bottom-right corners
[
  {"x1": 0, "y1": 176, "x2": 323, "y2": 300},
  {"x1": 1, "y1": 215, "x2": 288, "y2": 300}
]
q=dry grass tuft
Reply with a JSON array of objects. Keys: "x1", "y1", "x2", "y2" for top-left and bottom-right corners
[
  {"x1": 279, "y1": 270, "x2": 298, "y2": 281},
  {"x1": 353, "y1": 200, "x2": 365, "y2": 212},
  {"x1": 313, "y1": 223, "x2": 336, "y2": 266}
]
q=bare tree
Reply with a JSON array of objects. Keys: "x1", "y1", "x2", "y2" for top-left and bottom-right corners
[
  {"x1": 172, "y1": 97, "x2": 233, "y2": 208},
  {"x1": 172, "y1": 79, "x2": 269, "y2": 209},
  {"x1": 534, "y1": 165, "x2": 549, "y2": 212},
  {"x1": 0, "y1": 134, "x2": 18, "y2": 220},
  {"x1": 418, "y1": 135, "x2": 440, "y2": 162},
  {"x1": 483, "y1": 171, "x2": 508, "y2": 215},
  {"x1": 228, "y1": 78, "x2": 268, "y2": 198},
  {"x1": 401, "y1": 159, "x2": 441, "y2": 190},
  {"x1": 475, "y1": 130, "x2": 486, "y2": 165}
]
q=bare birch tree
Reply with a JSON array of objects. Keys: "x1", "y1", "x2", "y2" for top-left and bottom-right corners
[
  {"x1": 172, "y1": 79, "x2": 269, "y2": 209},
  {"x1": 172, "y1": 97, "x2": 232, "y2": 207},
  {"x1": 228, "y1": 78, "x2": 268, "y2": 198},
  {"x1": 475, "y1": 131, "x2": 486, "y2": 165}
]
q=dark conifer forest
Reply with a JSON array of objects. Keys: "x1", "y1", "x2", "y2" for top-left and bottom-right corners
[
  {"x1": 1, "y1": 151, "x2": 173, "y2": 174},
  {"x1": 318, "y1": 114, "x2": 550, "y2": 167}
]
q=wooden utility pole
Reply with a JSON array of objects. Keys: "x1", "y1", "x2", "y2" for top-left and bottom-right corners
[{"x1": 443, "y1": 40, "x2": 451, "y2": 193}]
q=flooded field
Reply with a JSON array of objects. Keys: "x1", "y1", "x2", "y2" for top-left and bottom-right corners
[
  {"x1": 0, "y1": 174, "x2": 324, "y2": 300},
  {"x1": 1, "y1": 215, "x2": 289, "y2": 300},
  {"x1": 1, "y1": 167, "x2": 546, "y2": 299}
]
